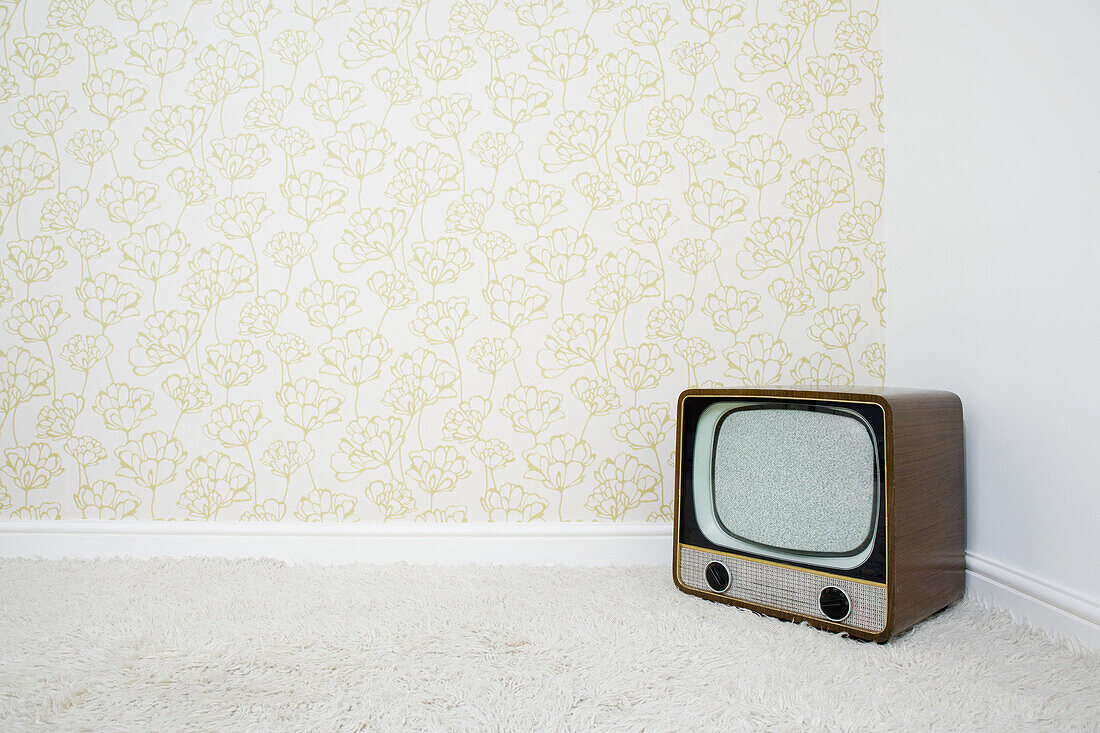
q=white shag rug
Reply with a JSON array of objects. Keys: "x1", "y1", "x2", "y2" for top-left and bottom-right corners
[{"x1": 1, "y1": 560, "x2": 1097, "y2": 732}]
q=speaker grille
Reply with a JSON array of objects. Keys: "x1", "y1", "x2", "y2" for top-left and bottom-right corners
[{"x1": 678, "y1": 546, "x2": 887, "y2": 634}]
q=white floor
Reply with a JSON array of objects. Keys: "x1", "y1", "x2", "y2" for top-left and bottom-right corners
[{"x1": 1, "y1": 559, "x2": 1097, "y2": 731}]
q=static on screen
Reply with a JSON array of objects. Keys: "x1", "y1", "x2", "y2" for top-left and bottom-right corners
[{"x1": 709, "y1": 409, "x2": 876, "y2": 555}]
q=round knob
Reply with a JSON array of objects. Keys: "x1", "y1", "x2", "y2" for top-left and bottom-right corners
[
  {"x1": 705, "y1": 561, "x2": 730, "y2": 593},
  {"x1": 819, "y1": 586, "x2": 851, "y2": 621}
]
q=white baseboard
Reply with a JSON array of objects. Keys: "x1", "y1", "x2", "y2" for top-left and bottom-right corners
[
  {"x1": 0, "y1": 520, "x2": 674, "y2": 567},
  {"x1": 2, "y1": 522, "x2": 1096, "y2": 648},
  {"x1": 965, "y1": 551, "x2": 1100, "y2": 650}
]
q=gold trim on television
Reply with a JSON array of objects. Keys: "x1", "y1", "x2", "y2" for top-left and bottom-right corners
[
  {"x1": 673, "y1": 389, "x2": 892, "y2": 633},
  {"x1": 678, "y1": 543, "x2": 887, "y2": 588}
]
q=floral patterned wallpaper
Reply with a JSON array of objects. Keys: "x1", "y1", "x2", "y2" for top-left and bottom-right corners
[{"x1": 0, "y1": 0, "x2": 884, "y2": 523}]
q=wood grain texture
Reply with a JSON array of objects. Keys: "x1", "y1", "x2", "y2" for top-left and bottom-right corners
[{"x1": 882, "y1": 388, "x2": 966, "y2": 639}]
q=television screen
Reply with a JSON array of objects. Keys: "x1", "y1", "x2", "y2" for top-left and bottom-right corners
[{"x1": 692, "y1": 402, "x2": 880, "y2": 570}]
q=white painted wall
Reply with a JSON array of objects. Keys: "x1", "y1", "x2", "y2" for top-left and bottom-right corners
[{"x1": 882, "y1": 0, "x2": 1100, "y2": 630}]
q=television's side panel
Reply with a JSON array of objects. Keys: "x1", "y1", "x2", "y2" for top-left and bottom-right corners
[{"x1": 882, "y1": 389, "x2": 966, "y2": 638}]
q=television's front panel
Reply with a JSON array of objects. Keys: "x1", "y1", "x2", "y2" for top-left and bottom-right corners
[{"x1": 674, "y1": 391, "x2": 889, "y2": 640}]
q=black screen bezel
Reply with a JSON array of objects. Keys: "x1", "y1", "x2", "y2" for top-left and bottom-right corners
[{"x1": 677, "y1": 394, "x2": 887, "y2": 585}]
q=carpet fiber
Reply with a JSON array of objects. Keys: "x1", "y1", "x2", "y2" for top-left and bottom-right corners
[{"x1": 1, "y1": 559, "x2": 1097, "y2": 731}]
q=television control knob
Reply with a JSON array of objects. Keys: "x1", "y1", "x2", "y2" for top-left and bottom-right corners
[
  {"x1": 819, "y1": 586, "x2": 851, "y2": 621},
  {"x1": 705, "y1": 561, "x2": 730, "y2": 593}
]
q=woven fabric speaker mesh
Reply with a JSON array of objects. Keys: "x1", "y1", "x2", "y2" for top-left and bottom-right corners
[{"x1": 678, "y1": 546, "x2": 887, "y2": 634}]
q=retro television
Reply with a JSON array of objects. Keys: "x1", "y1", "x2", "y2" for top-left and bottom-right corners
[{"x1": 674, "y1": 387, "x2": 964, "y2": 642}]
